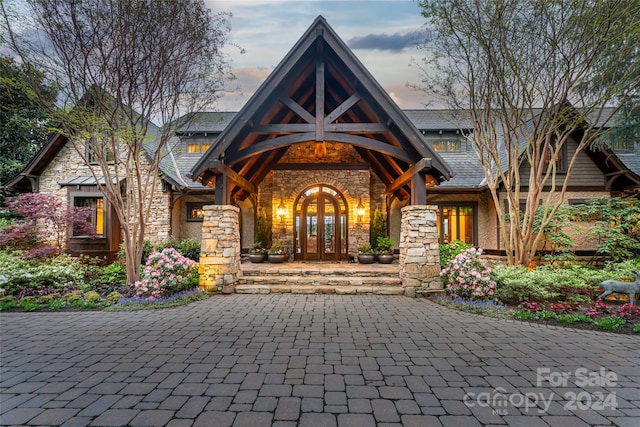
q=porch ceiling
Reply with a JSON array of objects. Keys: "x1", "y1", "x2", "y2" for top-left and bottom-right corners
[{"x1": 190, "y1": 16, "x2": 454, "y2": 201}]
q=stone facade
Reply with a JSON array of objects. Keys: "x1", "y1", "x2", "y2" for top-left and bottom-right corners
[
  {"x1": 38, "y1": 138, "x2": 171, "y2": 246},
  {"x1": 399, "y1": 205, "x2": 442, "y2": 295},
  {"x1": 199, "y1": 205, "x2": 241, "y2": 292}
]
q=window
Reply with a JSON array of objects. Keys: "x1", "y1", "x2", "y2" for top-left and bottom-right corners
[
  {"x1": 73, "y1": 196, "x2": 105, "y2": 236},
  {"x1": 432, "y1": 139, "x2": 461, "y2": 152},
  {"x1": 187, "y1": 142, "x2": 211, "y2": 154},
  {"x1": 545, "y1": 143, "x2": 567, "y2": 173},
  {"x1": 435, "y1": 205, "x2": 475, "y2": 244},
  {"x1": 87, "y1": 138, "x2": 115, "y2": 163},
  {"x1": 187, "y1": 202, "x2": 205, "y2": 221}
]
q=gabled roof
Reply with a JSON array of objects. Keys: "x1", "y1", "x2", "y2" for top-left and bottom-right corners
[{"x1": 190, "y1": 15, "x2": 454, "y2": 200}]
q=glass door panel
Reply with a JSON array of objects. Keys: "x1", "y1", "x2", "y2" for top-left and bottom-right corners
[{"x1": 323, "y1": 199, "x2": 335, "y2": 254}]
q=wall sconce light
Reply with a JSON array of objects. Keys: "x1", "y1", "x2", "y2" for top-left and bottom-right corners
[
  {"x1": 356, "y1": 198, "x2": 365, "y2": 223},
  {"x1": 277, "y1": 200, "x2": 286, "y2": 224}
]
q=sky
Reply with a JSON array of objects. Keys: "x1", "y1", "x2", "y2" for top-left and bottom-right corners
[{"x1": 206, "y1": 0, "x2": 432, "y2": 112}]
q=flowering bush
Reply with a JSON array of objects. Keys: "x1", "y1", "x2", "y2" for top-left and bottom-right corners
[
  {"x1": 440, "y1": 247, "x2": 498, "y2": 301},
  {"x1": 617, "y1": 303, "x2": 639, "y2": 319},
  {"x1": 520, "y1": 301, "x2": 545, "y2": 313},
  {"x1": 133, "y1": 248, "x2": 197, "y2": 298}
]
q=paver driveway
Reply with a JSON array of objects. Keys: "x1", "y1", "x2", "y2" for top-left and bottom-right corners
[{"x1": 1, "y1": 295, "x2": 639, "y2": 427}]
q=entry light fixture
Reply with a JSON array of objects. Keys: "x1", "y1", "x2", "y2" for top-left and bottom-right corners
[
  {"x1": 277, "y1": 200, "x2": 286, "y2": 224},
  {"x1": 356, "y1": 198, "x2": 365, "y2": 223}
]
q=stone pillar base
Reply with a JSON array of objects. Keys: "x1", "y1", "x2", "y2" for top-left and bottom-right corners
[
  {"x1": 399, "y1": 205, "x2": 441, "y2": 296},
  {"x1": 199, "y1": 205, "x2": 241, "y2": 292}
]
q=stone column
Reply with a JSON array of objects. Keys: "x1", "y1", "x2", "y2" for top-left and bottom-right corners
[
  {"x1": 199, "y1": 205, "x2": 241, "y2": 293},
  {"x1": 399, "y1": 205, "x2": 441, "y2": 297}
]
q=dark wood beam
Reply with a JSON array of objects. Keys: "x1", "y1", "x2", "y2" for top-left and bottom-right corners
[
  {"x1": 315, "y1": 45, "x2": 325, "y2": 142},
  {"x1": 325, "y1": 123, "x2": 388, "y2": 133},
  {"x1": 208, "y1": 159, "x2": 257, "y2": 195},
  {"x1": 324, "y1": 133, "x2": 412, "y2": 163},
  {"x1": 280, "y1": 95, "x2": 315, "y2": 124},
  {"x1": 273, "y1": 162, "x2": 369, "y2": 170},
  {"x1": 385, "y1": 158, "x2": 432, "y2": 194},
  {"x1": 324, "y1": 93, "x2": 361, "y2": 124},
  {"x1": 411, "y1": 172, "x2": 427, "y2": 205},
  {"x1": 253, "y1": 123, "x2": 315, "y2": 133},
  {"x1": 214, "y1": 172, "x2": 230, "y2": 205},
  {"x1": 226, "y1": 133, "x2": 314, "y2": 164}
]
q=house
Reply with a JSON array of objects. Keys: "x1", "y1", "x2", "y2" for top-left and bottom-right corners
[{"x1": 4, "y1": 16, "x2": 640, "y2": 290}]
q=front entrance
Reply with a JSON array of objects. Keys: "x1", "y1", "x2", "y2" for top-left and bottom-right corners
[{"x1": 295, "y1": 185, "x2": 347, "y2": 261}]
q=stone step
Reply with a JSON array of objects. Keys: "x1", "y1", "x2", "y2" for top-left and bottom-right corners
[
  {"x1": 240, "y1": 263, "x2": 399, "y2": 278},
  {"x1": 234, "y1": 284, "x2": 406, "y2": 295},
  {"x1": 237, "y1": 275, "x2": 402, "y2": 287}
]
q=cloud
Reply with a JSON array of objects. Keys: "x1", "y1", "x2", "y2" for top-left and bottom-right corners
[{"x1": 347, "y1": 30, "x2": 431, "y2": 52}]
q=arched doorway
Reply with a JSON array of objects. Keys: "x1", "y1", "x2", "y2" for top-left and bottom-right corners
[{"x1": 294, "y1": 185, "x2": 347, "y2": 261}]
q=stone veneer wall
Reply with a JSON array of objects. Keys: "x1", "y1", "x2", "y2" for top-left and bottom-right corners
[
  {"x1": 37, "y1": 139, "x2": 170, "y2": 245},
  {"x1": 199, "y1": 205, "x2": 241, "y2": 292},
  {"x1": 399, "y1": 205, "x2": 441, "y2": 296}
]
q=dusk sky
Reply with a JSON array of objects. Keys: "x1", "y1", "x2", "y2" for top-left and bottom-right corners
[{"x1": 207, "y1": 0, "x2": 433, "y2": 111}]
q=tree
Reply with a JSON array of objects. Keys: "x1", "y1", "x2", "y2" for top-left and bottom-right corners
[
  {"x1": 2, "y1": 0, "x2": 232, "y2": 283},
  {"x1": 0, "y1": 193, "x2": 95, "y2": 259},
  {"x1": 418, "y1": 0, "x2": 640, "y2": 266},
  {"x1": 0, "y1": 56, "x2": 57, "y2": 187}
]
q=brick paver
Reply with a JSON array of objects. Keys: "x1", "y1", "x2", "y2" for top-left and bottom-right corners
[{"x1": 1, "y1": 295, "x2": 639, "y2": 426}]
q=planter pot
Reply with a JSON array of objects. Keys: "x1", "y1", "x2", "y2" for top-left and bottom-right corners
[
  {"x1": 357, "y1": 253, "x2": 375, "y2": 264},
  {"x1": 377, "y1": 253, "x2": 394, "y2": 264},
  {"x1": 249, "y1": 253, "x2": 267, "y2": 263},
  {"x1": 268, "y1": 254, "x2": 288, "y2": 263}
]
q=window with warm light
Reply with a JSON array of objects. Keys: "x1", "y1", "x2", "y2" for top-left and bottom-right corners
[
  {"x1": 435, "y1": 205, "x2": 475, "y2": 245},
  {"x1": 73, "y1": 196, "x2": 105, "y2": 236},
  {"x1": 187, "y1": 142, "x2": 211, "y2": 153},
  {"x1": 187, "y1": 203, "x2": 205, "y2": 221}
]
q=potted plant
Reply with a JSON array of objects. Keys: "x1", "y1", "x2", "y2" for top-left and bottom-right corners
[
  {"x1": 249, "y1": 241, "x2": 267, "y2": 263},
  {"x1": 376, "y1": 236, "x2": 395, "y2": 264},
  {"x1": 357, "y1": 244, "x2": 375, "y2": 264},
  {"x1": 268, "y1": 241, "x2": 287, "y2": 263}
]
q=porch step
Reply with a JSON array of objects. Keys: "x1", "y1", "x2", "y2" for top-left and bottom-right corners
[
  {"x1": 237, "y1": 275, "x2": 402, "y2": 287},
  {"x1": 235, "y1": 284, "x2": 405, "y2": 295},
  {"x1": 235, "y1": 261, "x2": 403, "y2": 294}
]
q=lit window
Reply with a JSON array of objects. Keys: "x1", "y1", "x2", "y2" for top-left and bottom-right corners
[
  {"x1": 435, "y1": 205, "x2": 475, "y2": 244},
  {"x1": 73, "y1": 197, "x2": 105, "y2": 236},
  {"x1": 431, "y1": 140, "x2": 461, "y2": 152},
  {"x1": 187, "y1": 203, "x2": 205, "y2": 221},
  {"x1": 186, "y1": 142, "x2": 212, "y2": 153}
]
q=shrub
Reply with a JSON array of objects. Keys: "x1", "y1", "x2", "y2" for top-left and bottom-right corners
[
  {"x1": 83, "y1": 291, "x2": 101, "y2": 303},
  {"x1": 63, "y1": 290, "x2": 84, "y2": 303},
  {"x1": 177, "y1": 238, "x2": 200, "y2": 262},
  {"x1": 107, "y1": 291, "x2": 122, "y2": 303},
  {"x1": 133, "y1": 248, "x2": 197, "y2": 298},
  {"x1": 634, "y1": 323, "x2": 640, "y2": 333},
  {"x1": 594, "y1": 316, "x2": 626, "y2": 330},
  {"x1": 48, "y1": 299, "x2": 65, "y2": 310},
  {"x1": 19, "y1": 299, "x2": 39, "y2": 311},
  {"x1": 89, "y1": 261, "x2": 127, "y2": 295},
  {"x1": 37, "y1": 293, "x2": 61, "y2": 304},
  {"x1": 0, "y1": 252, "x2": 84, "y2": 297},
  {"x1": 370, "y1": 207, "x2": 385, "y2": 249},
  {"x1": 440, "y1": 247, "x2": 498, "y2": 301},
  {"x1": 439, "y1": 240, "x2": 472, "y2": 268},
  {"x1": 493, "y1": 263, "x2": 606, "y2": 304}
]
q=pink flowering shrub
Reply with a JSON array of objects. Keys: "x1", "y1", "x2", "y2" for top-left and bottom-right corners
[
  {"x1": 133, "y1": 248, "x2": 197, "y2": 298},
  {"x1": 440, "y1": 247, "x2": 498, "y2": 302}
]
